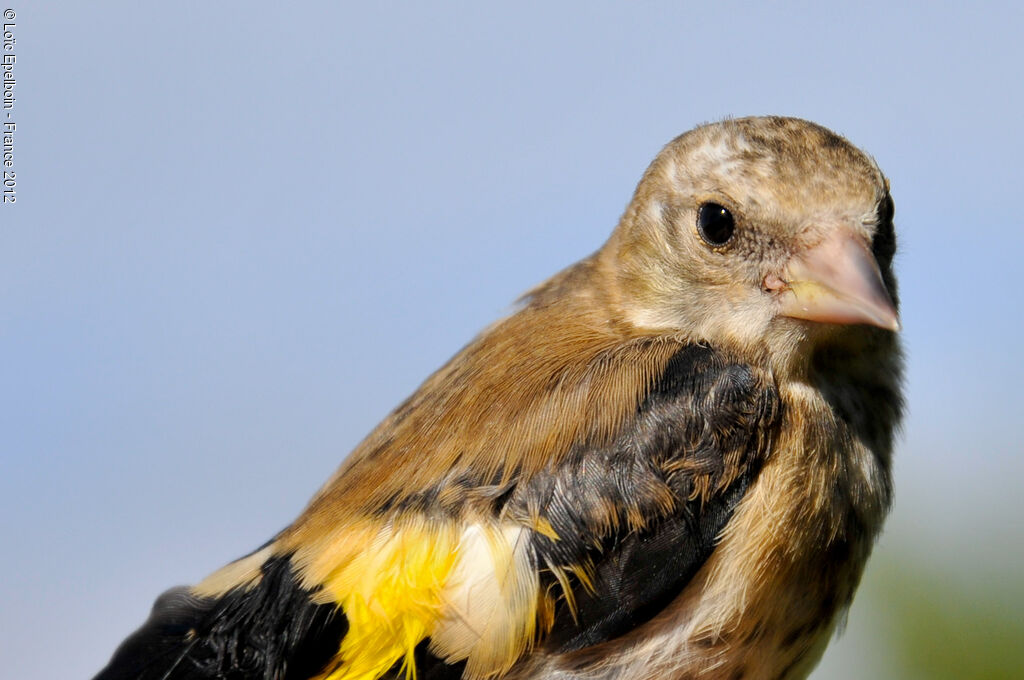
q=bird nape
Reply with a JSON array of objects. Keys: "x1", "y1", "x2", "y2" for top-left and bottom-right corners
[{"x1": 95, "y1": 116, "x2": 903, "y2": 680}]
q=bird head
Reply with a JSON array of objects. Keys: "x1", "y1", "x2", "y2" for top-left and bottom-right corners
[{"x1": 601, "y1": 116, "x2": 899, "y2": 375}]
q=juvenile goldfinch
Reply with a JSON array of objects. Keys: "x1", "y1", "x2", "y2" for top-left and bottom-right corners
[{"x1": 95, "y1": 116, "x2": 902, "y2": 680}]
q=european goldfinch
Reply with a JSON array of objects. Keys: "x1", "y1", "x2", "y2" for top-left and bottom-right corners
[{"x1": 95, "y1": 116, "x2": 902, "y2": 680}]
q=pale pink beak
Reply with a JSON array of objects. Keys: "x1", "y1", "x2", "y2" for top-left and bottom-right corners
[{"x1": 765, "y1": 230, "x2": 900, "y2": 332}]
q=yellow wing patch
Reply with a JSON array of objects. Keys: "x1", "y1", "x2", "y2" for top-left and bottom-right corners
[{"x1": 299, "y1": 520, "x2": 541, "y2": 680}]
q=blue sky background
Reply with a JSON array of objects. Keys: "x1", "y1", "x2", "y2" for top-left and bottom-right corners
[{"x1": 3, "y1": 3, "x2": 1023, "y2": 679}]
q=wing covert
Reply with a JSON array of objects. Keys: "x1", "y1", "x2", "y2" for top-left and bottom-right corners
[{"x1": 512, "y1": 344, "x2": 780, "y2": 651}]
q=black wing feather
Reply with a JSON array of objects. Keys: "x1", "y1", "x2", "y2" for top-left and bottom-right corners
[
  {"x1": 521, "y1": 345, "x2": 779, "y2": 651},
  {"x1": 93, "y1": 556, "x2": 347, "y2": 680}
]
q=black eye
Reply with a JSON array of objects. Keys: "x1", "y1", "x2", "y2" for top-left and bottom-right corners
[{"x1": 696, "y1": 202, "x2": 735, "y2": 246}]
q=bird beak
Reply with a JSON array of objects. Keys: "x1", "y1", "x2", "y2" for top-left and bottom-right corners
[{"x1": 767, "y1": 230, "x2": 900, "y2": 332}]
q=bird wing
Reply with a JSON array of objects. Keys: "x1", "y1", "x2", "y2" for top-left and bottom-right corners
[
  {"x1": 522, "y1": 344, "x2": 779, "y2": 654},
  {"x1": 93, "y1": 342, "x2": 778, "y2": 680},
  {"x1": 93, "y1": 555, "x2": 348, "y2": 680}
]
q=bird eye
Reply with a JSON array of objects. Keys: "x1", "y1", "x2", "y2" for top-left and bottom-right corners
[{"x1": 696, "y1": 203, "x2": 735, "y2": 246}]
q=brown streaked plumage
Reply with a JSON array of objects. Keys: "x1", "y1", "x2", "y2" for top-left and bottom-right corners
[{"x1": 94, "y1": 116, "x2": 902, "y2": 680}]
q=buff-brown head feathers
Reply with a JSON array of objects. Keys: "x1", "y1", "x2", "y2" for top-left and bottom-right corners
[{"x1": 601, "y1": 116, "x2": 897, "y2": 377}]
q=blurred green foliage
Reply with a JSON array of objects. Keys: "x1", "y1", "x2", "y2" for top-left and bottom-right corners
[{"x1": 869, "y1": 552, "x2": 1024, "y2": 680}]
